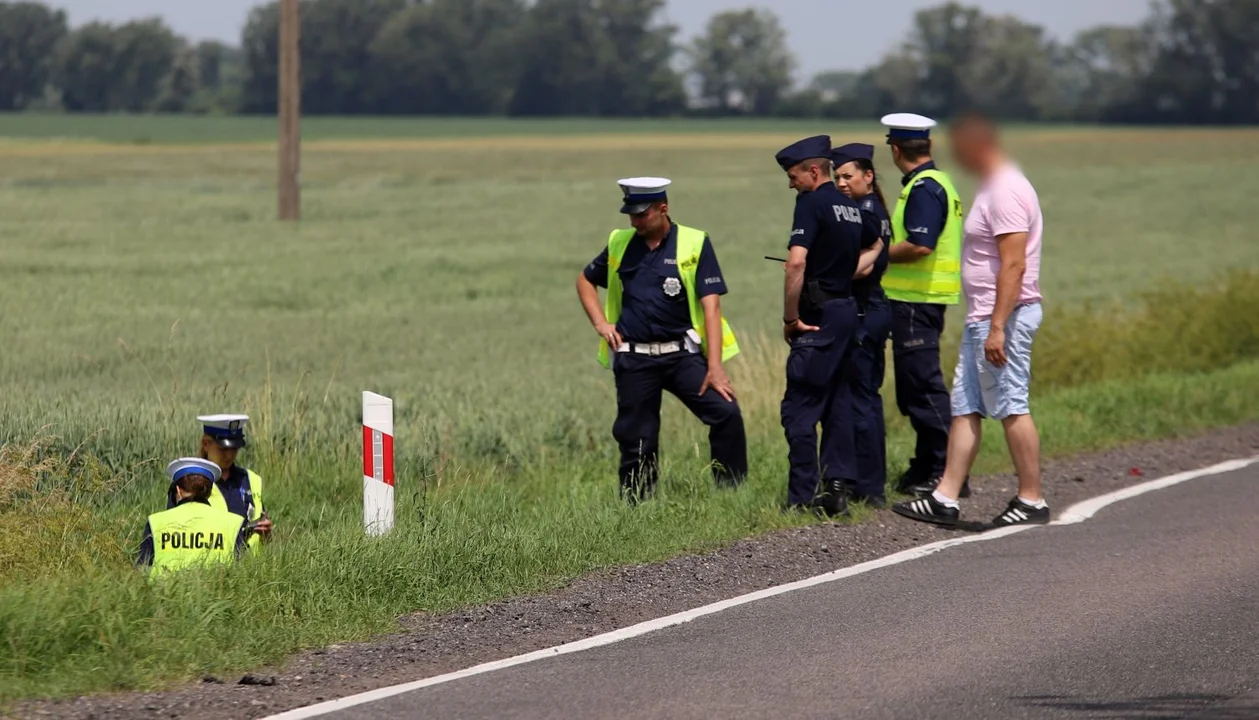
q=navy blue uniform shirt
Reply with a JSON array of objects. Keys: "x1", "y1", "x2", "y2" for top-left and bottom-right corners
[
  {"x1": 788, "y1": 182, "x2": 875, "y2": 302},
  {"x1": 855, "y1": 195, "x2": 891, "y2": 300},
  {"x1": 900, "y1": 161, "x2": 948, "y2": 251},
  {"x1": 585, "y1": 223, "x2": 727, "y2": 343}
]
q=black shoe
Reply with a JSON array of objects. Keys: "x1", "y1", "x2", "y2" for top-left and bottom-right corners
[
  {"x1": 849, "y1": 493, "x2": 888, "y2": 509},
  {"x1": 892, "y1": 495, "x2": 961, "y2": 527},
  {"x1": 811, "y1": 480, "x2": 850, "y2": 518},
  {"x1": 902, "y1": 475, "x2": 972, "y2": 499},
  {"x1": 990, "y1": 497, "x2": 1050, "y2": 528},
  {"x1": 894, "y1": 470, "x2": 925, "y2": 495}
]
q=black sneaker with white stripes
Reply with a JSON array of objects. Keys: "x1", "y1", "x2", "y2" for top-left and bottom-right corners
[
  {"x1": 891, "y1": 495, "x2": 960, "y2": 527},
  {"x1": 990, "y1": 497, "x2": 1051, "y2": 528}
]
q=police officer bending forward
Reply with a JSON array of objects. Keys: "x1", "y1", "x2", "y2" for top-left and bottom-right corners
[
  {"x1": 777, "y1": 136, "x2": 882, "y2": 517},
  {"x1": 137, "y1": 458, "x2": 248, "y2": 578},
  {"x1": 576, "y1": 177, "x2": 747, "y2": 503}
]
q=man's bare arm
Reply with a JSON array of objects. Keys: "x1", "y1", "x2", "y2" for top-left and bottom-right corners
[
  {"x1": 783, "y1": 246, "x2": 809, "y2": 321},
  {"x1": 991, "y1": 232, "x2": 1028, "y2": 332}
]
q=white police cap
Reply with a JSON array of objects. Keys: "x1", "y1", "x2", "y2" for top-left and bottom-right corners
[
  {"x1": 618, "y1": 177, "x2": 671, "y2": 214},
  {"x1": 198, "y1": 413, "x2": 249, "y2": 448},
  {"x1": 166, "y1": 457, "x2": 222, "y2": 485},
  {"x1": 881, "y1": 113, "x2": 938, "y2": 141}
]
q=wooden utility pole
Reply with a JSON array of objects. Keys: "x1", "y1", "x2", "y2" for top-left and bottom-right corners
[{"x1": 278, "y1": 0, "x2": 301, "y2": 221}]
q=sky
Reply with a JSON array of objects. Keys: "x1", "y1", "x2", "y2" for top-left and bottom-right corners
[{"x1": 48, "y1": 0, "x2": 1153, "y2": 78}]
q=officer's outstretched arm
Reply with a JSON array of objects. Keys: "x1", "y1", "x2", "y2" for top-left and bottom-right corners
[{"x1": 855, "y1": 239, "x2": 885, "y2": 279}]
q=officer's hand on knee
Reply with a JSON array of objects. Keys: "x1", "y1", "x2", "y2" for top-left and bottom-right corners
[{"x1": 700, "y1": 365, "x2": 736, "y2": 402}]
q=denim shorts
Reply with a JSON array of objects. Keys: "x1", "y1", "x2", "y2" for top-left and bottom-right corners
[{"x1": 950, "y1": 302, "x2": 1043, "y2": 420}]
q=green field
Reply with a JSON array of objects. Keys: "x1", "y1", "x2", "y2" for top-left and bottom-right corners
[{"x1": 1, "y1": 115, "x2": 1258, "y2": 702}]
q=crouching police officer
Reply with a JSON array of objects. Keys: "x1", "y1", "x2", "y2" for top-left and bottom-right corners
[
  {"x1": 777, "y1": 136, "x2": 881, "y2": 517},
  {"x1": 136, "y1": 458, "x2": 248, "y2": 577},
  {"x1": 167, "y1": 414, "x2": 271, "y2": 553},
  {"x1": 576, "y1": 177, "x2": 747, "y2": 503}
]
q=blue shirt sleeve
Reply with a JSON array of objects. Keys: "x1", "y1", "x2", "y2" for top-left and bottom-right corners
[
  {"x1": 901, "y1": 179, "x2": 947, "y2": 250},
  {"x1": 695, "y1": 236, "x2": 727, "y2": 298},
  {"x1": 788, "y1": 195, "x2": 819, "y2": 250},
  {"x1": 135, "y1": 521, "x2": 155, "y2": 568},
  {"x1": 583, "y1": 246, "x2": 610, "y2": 288}
]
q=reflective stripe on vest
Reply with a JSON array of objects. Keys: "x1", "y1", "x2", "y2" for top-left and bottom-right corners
[
  {"x1": 208, "y1": 468, "x2": 264, "y2": 554},
  {"x1": 147, "y1": 502, "x2": 244, "y2": 577},
  {"x1": 597, "y1": 225, "x2": 739, "y2": 369},
  {"x1": 887, "y1": 168, "x2": 963, "y2": 305}
]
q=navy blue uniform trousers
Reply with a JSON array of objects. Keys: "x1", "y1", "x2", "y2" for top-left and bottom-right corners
[
  {"x1": 612, "y1": 351, "x2": 747, "y2": 498},
  {"x1": 850, "y1": 297, "x2": 892, "y2": 499},
  {"x1": 781, "y1": 298, "x2": 859, "y2": 507},
  {"x1": 890, "y1": 300, "x2": 951, "y2": 480}
]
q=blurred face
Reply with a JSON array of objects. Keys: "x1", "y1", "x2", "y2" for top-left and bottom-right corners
[
  {"x1": 628, "y1": 201, "x2": 669, "y2": 236},
  {"x1": 200, "y1": 435, "x2": 239, "y2": 472},
  {"x1": 786, "y1": 162, "x2": 826, "y2": 194},
  {"x1": 834, "y1": 161, "x2": 873, "y2": 199},
  {"x1": 950, "y1": 128, "x2": 986, "y2": 174}
]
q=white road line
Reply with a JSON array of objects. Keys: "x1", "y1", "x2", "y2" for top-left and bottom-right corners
[{"x1": 260, "y1": 455, "x2": 1259, "y2": 720}]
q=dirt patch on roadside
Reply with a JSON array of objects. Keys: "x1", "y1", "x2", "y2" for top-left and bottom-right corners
[{"x1": 12, "y1": 423, "x2": 1259, "y2": 720}]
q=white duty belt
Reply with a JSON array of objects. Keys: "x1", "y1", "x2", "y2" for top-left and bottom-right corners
[{"x1": 615, "y1": 341, "x2": 687, "y2": 356}]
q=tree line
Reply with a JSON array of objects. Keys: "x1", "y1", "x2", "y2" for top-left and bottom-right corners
[{"x1": 1, "y1": 0, "x2": 1256, "y2": 123}]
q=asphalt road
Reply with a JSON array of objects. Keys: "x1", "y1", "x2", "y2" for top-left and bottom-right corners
[{"x1": 321, "y1": 464, "x2": 1259, "y2": 720}]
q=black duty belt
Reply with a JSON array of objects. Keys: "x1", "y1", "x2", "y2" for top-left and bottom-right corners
[{"x1": 806, "y1": 281, "x2": 851, "y2": 307}]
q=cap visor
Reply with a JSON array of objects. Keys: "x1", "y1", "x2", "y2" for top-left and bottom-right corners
[
  {"x1": 214, "y1": 437, "x2": 246, "y2": 449},
  {"x1": 620, "y1": 202, "x2": 652, "y2": 215}
]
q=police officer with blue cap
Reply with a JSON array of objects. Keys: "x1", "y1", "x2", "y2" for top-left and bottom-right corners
[
  {"x1": 167, "y1": 414, "x2": 271, "y2": 552},
  {"x1": 136, "y1": 458, "x2": 248, "y2": 577},
  {"x1": 879, "y1": 113, "x2": 970, "y2": 499},
  {"x1": 832, "y1": 142, "x2": 893, "y2": 507},
  {"x1": 776, "y1": 135, "x2": 881, "y2": 517},
  {"x1": 576, "y1": 177, "x2": 747, "y2": 504}
]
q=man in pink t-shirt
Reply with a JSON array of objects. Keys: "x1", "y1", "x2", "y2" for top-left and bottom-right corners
[{"x1": 893, "y1": 113, "x2": 1048, "y2": 530}]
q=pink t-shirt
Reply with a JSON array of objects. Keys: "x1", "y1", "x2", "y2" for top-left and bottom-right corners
[{"x1": 961, "y1": 163, "x2": 1043, "y2": 323}]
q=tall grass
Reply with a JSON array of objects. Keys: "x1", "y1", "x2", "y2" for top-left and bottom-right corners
[{"x1": 2, "y1": 271, "x2": 1259, "y2": 701}]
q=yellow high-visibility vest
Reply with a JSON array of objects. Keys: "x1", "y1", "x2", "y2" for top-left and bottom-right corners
[
  {"x1": 597, "y1": 225, "x2": 739, "y2": 368},
  {"x1": 147, "y1": 501, "x2": 244, "y2": 578},
  {"x1": 886, "y1": 168, "x2": 963, "y2": 305},
  {"x1": 208, "y1": 468, "x2": 265, "y2": 554}
]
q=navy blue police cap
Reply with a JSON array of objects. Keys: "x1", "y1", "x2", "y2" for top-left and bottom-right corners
[
  {"x1": 831, "y1": 142, "x2": 875, "y2": 168},
  {"x1": 881, "y1": 113, "x2": 937, "y2": 143},
  {"x1": 199, "y1": 413, "x2": 249, "y2": 449},
  {"x1": 775, "y1": 135, "x2": 832, "y2": 171},
  {"x1": 618, "y1": 177, "x2": 671, "y2": 214}
]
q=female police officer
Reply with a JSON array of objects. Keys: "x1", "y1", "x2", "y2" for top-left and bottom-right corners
[
  {"x1": 832, "y1": 143, "x2": 893, "y2": 507},
  {"x1": 137, "y1": 458, "x2": 248, "y2": 577}
]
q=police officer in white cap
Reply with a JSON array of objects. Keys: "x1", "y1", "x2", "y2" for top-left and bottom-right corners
[
  {"x1": 136, "y1": 458, "x2": 247, "y2": 577},
  {"x1": 576, "y1": 177, "x2": 747, "y2": 503},
  {"x1": 879, "y1": 113, "x2": 970, "y2": 499},
  {"x1": 167, "y1": 414, "x2": 271, "y2": 551}
]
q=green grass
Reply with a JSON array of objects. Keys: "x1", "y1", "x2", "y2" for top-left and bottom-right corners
[{"x1": 0, "y1": 117, "x2": 1257, "y2": 702}]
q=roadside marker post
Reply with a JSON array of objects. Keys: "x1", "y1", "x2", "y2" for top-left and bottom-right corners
[{"x1": 362, "y1": 392, "x2": 395, "y2": 536}]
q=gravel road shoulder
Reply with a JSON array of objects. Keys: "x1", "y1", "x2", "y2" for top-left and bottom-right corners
[{"x1": 13, "y1": 423, "x2": 1259, "y2": 720}]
